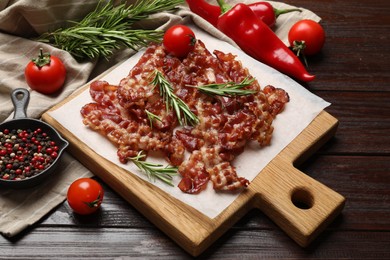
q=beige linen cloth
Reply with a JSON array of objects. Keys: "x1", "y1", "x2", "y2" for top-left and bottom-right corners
[{"x1": 0, "y1": 0, "x2": 320, "y2": 237}]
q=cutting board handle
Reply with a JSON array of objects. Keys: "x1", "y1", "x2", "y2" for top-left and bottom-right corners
[{"x1": 251, "y1": 160, "x2": 345, "y2": 247}]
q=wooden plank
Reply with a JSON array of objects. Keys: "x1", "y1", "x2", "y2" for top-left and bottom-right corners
[
  {"x1": 2, "y1": 227, "x2": 390, "y2": 259},
  {"x1": 318, "y1": 91, "x2": 390, "y2": 155}
]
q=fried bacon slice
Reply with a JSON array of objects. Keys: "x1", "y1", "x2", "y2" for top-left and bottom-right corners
[
  {"x1": 81, "y1": 46, "x2": 179, "y2": 164},
  {"x1": 81, "y1": 40, "x2": 289, "y2": 194}
]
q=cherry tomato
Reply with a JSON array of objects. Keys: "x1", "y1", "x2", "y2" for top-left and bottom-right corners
[
  {"x1": 67, "y1": 178, "x2": 104, "y2": 215},
  {"x1": 288, "y1": 19, "x2": 325, "y2": 56},
  {"x1": 24, "y1": 48, "x2": 66, "y2": 94},
  {"x1": 163, "y1": 25, "x2": 196, "y2": 58}
]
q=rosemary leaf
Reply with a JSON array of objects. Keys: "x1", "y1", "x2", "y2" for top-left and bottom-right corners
[
  {"x1": 130, "y1": 151, "x2": 178, "y2": 186},
  {"x1": 192, "y1": 76, "x2": 257, "y2": 97},
  {"x1": 151, "y1": 70, "x2": 199, "y2": 126},
  {"x1": 145, "y1": 109, "x2": 162, "y2": 128}
]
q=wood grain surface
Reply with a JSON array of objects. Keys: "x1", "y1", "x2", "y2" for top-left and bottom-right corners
[{"x1": 1, "y1": 0, "x2": 389, "y2": 259}]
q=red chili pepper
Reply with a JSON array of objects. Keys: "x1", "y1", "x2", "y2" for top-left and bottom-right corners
[
  {"x1": 216, "y1": 0, "x2": 315, "y2": 82},
  {"x1": 185, "y1": 0, "x2": 221, "y2": 27},
  {"x1": 186, "y1": 0, "x2": 301, "y2": 28}
]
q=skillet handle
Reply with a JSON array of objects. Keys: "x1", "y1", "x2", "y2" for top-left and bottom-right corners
[{"x1": 11, "y1": 88, "x2": 30, "y2": 119}]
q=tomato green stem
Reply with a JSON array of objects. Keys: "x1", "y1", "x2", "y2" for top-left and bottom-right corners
[
  {"x1": 32, "y1": 48, "x2": 51, "y2": 68},
  {"x1": 291, "y1": 40, "x2": 309, "y2": 67},
  {"x1": 83, "y1": 191, "x2": 102, "y2": 208}
]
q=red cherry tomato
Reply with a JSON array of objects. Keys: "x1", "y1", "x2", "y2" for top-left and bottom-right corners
[
  {"x1": 67, "y1": 178, "x2": 104, "y2": 215},
  {"x1": 288, "y1": 19, "x2": 326, "y2": 56},
  {"x1": 163, "y1": 25, "x2": 196, "y2": 58},
  {"x1": 24, "y1": 48, "x2": 66, "y2": 94}
]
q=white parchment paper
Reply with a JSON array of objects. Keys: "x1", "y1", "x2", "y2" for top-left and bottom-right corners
[{"x1": 48, "y1": 26, "x2": 330, "y2": 219}]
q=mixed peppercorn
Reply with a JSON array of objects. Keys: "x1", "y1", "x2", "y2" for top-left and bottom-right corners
[{"x1": 0, "y1": 128, "x2": 59, "y2": 181}]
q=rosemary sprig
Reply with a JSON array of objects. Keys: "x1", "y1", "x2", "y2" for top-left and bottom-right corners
[
  {"x1": 130, "y1": 151, "x2": 178, "y2": 186},
  {"x1": 192, "y1": 76, "x2": 257, "y2": 97},
  {"x1": 37, "y1": 0, "x2": 184, "y2": 60},
  {"x1": 145, "y1": 109, "x2": 162, "y2": 128},
  {"x1": 151, "y1": 70, "x2": 199, "y2": 126}
]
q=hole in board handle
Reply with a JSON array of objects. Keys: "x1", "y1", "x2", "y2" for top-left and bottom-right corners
[{"x1": 291, "y1": 187, "x2": 314, "y2": 210}]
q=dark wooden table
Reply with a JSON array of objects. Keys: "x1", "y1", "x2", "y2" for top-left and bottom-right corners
[{"x1": 1, "y1": 0, "x2": 389, "y2": 258}]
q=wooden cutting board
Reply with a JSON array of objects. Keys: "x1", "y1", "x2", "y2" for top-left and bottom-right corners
[
  {"x1": 41, "y1": 25, "x2": 344, "y2": 255},
  {"x1": 42, "y1": 85, "x2": 344, "y2": 256}
]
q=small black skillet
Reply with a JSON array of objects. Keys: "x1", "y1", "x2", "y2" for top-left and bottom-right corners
[{"x1": 0, "y1": 88, "x2": 69, "y2": 189}]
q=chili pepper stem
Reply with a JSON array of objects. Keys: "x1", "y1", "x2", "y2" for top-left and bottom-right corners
[
  {"x1": 216, "y1": 0, "x2": 231, "y2": 14},
  {"x1": 274, "y1": 7, "x2": 302, "y2": 18}
]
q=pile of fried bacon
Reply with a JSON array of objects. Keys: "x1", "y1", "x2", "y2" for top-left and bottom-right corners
[{"x1": 80, "y1": 40, "x2": 289, "y2": 194}]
